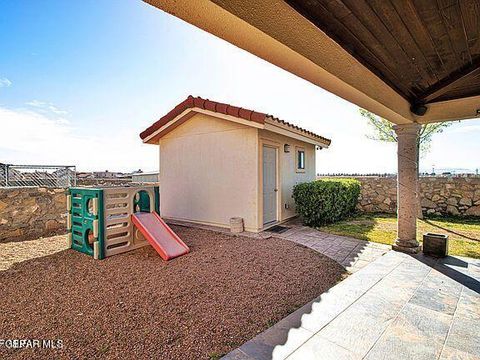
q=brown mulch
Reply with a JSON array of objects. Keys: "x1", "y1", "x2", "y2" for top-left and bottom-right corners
[{"x1": 0, "y1": 225, "x2": 346, "y2": 360}]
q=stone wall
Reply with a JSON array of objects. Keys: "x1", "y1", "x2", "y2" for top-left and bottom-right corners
[
  {"x1": 0, "y1": 188, "x2": 67, "y2": 242},
  {"x1": 332, "y1": 176, "x2": 480, "y2": 217},
  {"x1": 419, "y1": 177, "x2": 480, "y2": 216},
  {"x1": 355, "y1": 177, "x2": 398, "y2": 214},
  {"x1": 76, "y1": 178, "x2": 134, "y2": 187}
]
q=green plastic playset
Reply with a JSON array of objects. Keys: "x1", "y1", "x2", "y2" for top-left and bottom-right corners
[{"x1": 67, "y1": 186, "x2": 162, "y2": 259}]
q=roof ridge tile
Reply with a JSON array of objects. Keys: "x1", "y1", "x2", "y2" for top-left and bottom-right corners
[{"x1": 140, "y1": 96, "x2": 331, "y2": 146}]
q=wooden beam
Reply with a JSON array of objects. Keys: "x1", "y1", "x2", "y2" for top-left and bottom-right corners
[
  {"x1": 418, "y1": 57, "x2": 480, "y2": 103},
  {"x1": 288, "y1": 0, "x2": 416, "y2": 100},
  {"x1": 415, "y1": 94, "x2": 480, "y2": 123}
]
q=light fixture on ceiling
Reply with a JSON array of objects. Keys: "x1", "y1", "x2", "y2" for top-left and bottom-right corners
[{"x1": 410, "y1": 103, "x2": 428, "y2": 116}]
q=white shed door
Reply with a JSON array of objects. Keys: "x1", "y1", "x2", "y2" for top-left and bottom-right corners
[{"x1": 263, "y1": 145, "x2": 277, "y2": 225}]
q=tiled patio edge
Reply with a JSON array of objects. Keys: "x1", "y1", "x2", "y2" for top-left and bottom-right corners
[{"x1": 222, "y1": 251, "x2": 408, "y2": 360}]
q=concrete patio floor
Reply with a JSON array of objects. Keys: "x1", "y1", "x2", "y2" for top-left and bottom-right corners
[{"x1": 223, "y1": 251, "x2": 480, "y2": 360}]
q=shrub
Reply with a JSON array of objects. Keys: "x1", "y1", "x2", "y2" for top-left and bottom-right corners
[{"x1": 293, "y1": 178, "x2": 361, "y2": 226}]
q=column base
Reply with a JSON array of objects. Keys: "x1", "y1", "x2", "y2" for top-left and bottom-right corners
[{"x1": 392, "y1": 239, "x2": 421, "y2": 254}]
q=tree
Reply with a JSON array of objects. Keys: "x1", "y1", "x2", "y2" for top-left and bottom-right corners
[
  {"x1": 359, "y1": 108, "x2": 453, "y2": 218},
  {"x1": 359, "y1": 108, "x2": 452, "y2": 156}
]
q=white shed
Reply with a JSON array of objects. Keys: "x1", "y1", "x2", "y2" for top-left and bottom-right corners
[{"x1": 140, "y1": 96, "x2": 330, "y2": 232}]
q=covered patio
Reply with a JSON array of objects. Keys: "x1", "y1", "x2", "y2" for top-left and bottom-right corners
[{"x1": 145, "y1": 0, "x2": 480, "y2": 254}]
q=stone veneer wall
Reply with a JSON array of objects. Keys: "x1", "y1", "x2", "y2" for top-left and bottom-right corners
[
  {"x1": 324, "y1": 176, "x2": 480, "y2": 217},
  {"x1": 76, "y1": 178, "x2": 134, "y2": 187},
  {"x1": 0, "y1": 187, "x2": 67, "y2": 242}
]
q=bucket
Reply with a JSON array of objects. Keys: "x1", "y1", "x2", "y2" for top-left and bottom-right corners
[
  {"x1": 230, "y1": 217, "x2": 244, "y2": 233},
  {"x1": 423, "y1": 233, "x2": 448, "y2": 257}
]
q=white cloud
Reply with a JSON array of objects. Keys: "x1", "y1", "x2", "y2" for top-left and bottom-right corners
[
  {"x1": 0, "y1": 78, "x2": 12, "y2": 87},
  {"x1": 26, "y1": 100, "x2": 69, "y2": 116},
  {"x1": 0, "y1": 106, "x2": 157, "y2": 172}
]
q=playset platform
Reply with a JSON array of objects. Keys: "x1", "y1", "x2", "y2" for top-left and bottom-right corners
[{"x1": 67, "y1": 185, "x2": 189, "y2": 260}]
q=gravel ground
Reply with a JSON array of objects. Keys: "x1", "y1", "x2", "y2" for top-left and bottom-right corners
[{"x1": 0, "y1": 225, "x2": 346, "y2": 360}]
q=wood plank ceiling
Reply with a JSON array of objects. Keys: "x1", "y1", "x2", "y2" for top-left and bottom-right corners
[{"x1": 286, "y1": 0, "x2": 480, "y2": 109}]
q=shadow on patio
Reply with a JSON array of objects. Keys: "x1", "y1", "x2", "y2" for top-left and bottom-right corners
[
  {"x1": 276, "y1": 217, "x2": 390, "y2": 273},
  {"x1": 224, "y1": 251, "x2": 480, "y2": 360}
]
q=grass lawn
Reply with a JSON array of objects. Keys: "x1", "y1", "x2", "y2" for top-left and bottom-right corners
[{"x1": 319, "y1": 214, "x2": 480, "y2": 259}]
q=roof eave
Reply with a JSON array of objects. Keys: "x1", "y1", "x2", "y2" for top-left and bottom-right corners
[
  {"x1": 264, "y1": 117, "x2": 331, "y2": 148},
  {"x1": 142, "y1": 107, "x2": 265, "y2": 144}
]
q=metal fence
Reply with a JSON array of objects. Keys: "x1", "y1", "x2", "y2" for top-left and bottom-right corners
[{"x1": 0, "y1": 164, "x2": 76, "y2": 188}]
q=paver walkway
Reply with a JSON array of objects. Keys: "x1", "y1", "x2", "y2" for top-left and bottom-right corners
[
  {"x1": 268, "y1": 221, "x2": 390, "y2": 273},
  {"x1": 223, "y1": 251, "x2": 480, "y2": 360}
]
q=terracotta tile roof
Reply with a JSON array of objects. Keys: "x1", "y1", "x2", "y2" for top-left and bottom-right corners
[
  {"x1": 265, "y1": 115, "x2": 331, "y2": 145},
  {"x1": 140, "y1": 95, "x2": 331, "y2": 146}
]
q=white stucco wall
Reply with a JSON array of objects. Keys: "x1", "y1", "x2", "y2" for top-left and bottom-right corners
[
  {"x1": 258, "y1": 129, "x2": 316, "y2": 224},
  {"x1": 159, "y1": 112, "x2": 259, "y2": 231},
  {"x1": 158, "y1": 111, "x2": 317, "y2": 232}
]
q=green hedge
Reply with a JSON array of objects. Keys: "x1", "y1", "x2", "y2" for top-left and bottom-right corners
[{"x1": 293, "y1": 178, "x2": 361, "y2": 226}]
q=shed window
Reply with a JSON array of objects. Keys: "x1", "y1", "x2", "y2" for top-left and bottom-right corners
[{"x1": 297, "y1": 149, "x2": 305, "y2": 171}]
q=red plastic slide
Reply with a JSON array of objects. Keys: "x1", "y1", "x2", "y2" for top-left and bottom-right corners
[{"x1": 131, "y1": 212, "x2": 189, "y2": 261}]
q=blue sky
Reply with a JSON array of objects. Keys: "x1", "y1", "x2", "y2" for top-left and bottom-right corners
[{"x1": 1, "y1": 0, "x2": 479, "y2": 173}]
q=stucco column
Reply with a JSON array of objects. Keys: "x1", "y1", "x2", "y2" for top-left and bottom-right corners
[{"x1": 393, "y1": 123, "x2": 421, "y2": 254}]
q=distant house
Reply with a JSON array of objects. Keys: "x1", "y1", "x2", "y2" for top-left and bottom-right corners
[
  {"x1": 140, "y1": 96, "x2": 330, "y2": 232},
  {"x1": 93, "y1": 170, "x2": 117, "y2": 179},
  {"x1": 132, "y1": 172, "x2": 159, "y2": 183}
]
